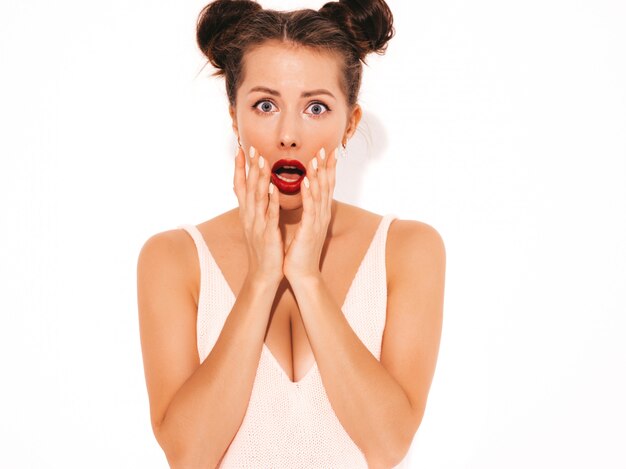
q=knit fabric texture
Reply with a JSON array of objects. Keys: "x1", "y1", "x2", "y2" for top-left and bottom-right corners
[{"x1": 178, "y1": 213, "x2": 409, "y2": 469}]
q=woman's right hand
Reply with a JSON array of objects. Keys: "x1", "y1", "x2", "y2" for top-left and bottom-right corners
[{"x1": 233, "y1": 145, "x2": 284, "y2": 285}]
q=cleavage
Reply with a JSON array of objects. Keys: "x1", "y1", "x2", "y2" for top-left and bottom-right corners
[{"x1": 264, "y1": 287, "x2": 313, "y2": 382}]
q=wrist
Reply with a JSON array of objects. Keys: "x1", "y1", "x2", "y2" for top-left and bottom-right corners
[
  {"x1": 285, "y1": 271, "x2": 323, "y2": 289},
  {"x1": 245, "y1": 271, "x2": 282, "y2": 291}
]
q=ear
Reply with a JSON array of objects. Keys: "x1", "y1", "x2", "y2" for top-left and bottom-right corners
[
  {"x1": 229, "y1": 105, "x2": 239, "y2": 139},
  {"x1": 344, "y1": 103, "x2": 362, "y2": 143}
]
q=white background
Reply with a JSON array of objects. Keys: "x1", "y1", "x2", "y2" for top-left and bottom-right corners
[{"x1": 1, "y1": 0, "x2": 625, "y2": 467}]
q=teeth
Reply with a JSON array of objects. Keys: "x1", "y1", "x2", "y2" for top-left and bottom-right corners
[{"x1": 276, "y1": 173, "x2": 302, "y2": 182}]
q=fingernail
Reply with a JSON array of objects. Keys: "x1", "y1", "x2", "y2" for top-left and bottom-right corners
[
  {"x1": 303, "y1": 176, "x2": 310, "y2": 188},
  {"x1": 259, "y1": 155, "x2": 265, "y2": 168},
  {"x1": 312, "y1": 158, "x2": 318, "y2": 170},
  {"x1": 320, "y1": 148, "x2": 326, "y2": 160},
  {"x1": 250, "y1": 146, "x2": 256, "y2": 159},
  {"x1": 269, "y1": 182, "x2": 274, "y2": 195}
]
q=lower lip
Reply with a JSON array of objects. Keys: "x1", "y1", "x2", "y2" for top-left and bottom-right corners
[{"x1": 271, "y1": 172, "x2": 305, "y2": 195}]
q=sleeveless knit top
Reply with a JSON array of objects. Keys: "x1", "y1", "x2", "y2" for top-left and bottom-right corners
[{"x1": 178, "y1": 214, "x2": 409, "y2": 469}]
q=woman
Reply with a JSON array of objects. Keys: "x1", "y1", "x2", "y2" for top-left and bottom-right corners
[{"x1": 137, "y1": 1, "x2": 446, "y2": 467}]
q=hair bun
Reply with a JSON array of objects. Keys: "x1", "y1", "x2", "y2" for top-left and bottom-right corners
[
  {"x1": 196, "y1": 0, "x2": 262, "y2": 72},
  {"x1": 320, "y1": 0, "x2": 395, "y2": 60}
]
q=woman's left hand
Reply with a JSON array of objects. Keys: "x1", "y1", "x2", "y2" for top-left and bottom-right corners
[{"x1": 283, "y1": 146, "x2": 338, "y2": 281}]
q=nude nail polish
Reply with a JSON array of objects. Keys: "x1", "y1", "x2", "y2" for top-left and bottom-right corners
[
  {"x1": 320, "y1": 148, "x2": 326, "y2": 160},
  {"x1": 250, "y1": 146, "x2": 256, "y2": 159}
]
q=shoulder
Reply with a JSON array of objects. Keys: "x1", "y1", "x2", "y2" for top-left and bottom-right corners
[
  {"x1": 333, "y1": 201, "x2": 383, "y2": 235},
  {"x1": 137, "y1": 212, "x2": 238, "y2": 300},
  {"x1": 387, "y1": 218, "x2": 445, "y2": 250},
  {"x1": 136, "y1": 227, "x2": 200, "y2": 300},
  {"x1": 138, "y1": 209, "x2": 237, "y2": 269},
  {"x1": 138, "y1": 228, "x2": 197, "y2": 268},
  {"x1": 386, "y1": 218, "x2": 446, "y2": 288}
]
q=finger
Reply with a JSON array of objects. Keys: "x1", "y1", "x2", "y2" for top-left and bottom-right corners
[
  {"x1": 319, "y1": 146, "x2": 328, "y2": 169},
  {"x1": 233, "y1": 146, "x2": 247, "y2": 213},
  {"x1": 245, "y1": 146, "x2": 259, "y2": 222},
  {"x1": 300, "y1": 176, "x2": 315, "y2": 229},
  {"x1": 327, "y1": 147, "x2": 338, "y2": 212},
  {"x1": 317, "y1": 147, "x2": 329, "y2": 219},
  {"x1": 255, "y1": 155, "x2": 270, "y2": 227},
  {"x1": 267, "y1": 181, "x2": 279, "y2": 230},
  {"x1": 307, "y1": 152, "x2": 320, "y2": 221}
]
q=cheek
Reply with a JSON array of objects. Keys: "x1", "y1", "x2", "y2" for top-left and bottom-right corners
[
  {"x1": 309, "y1": 124, "x2": 344, "y2": 148},
  {"x1": 303, "y1": 115, "x2": 344, "y2": 138},
  {"x1": 238, "y1": 115, "x2": 272, "y2": 154}
]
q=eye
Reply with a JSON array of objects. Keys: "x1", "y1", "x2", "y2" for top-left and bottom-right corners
[
  {"x1": 306, "y1": 101, "x2": 330, "y2": 117},
  {"x1": 253, "y1": 99, "x2": 277, "y2": 115}
]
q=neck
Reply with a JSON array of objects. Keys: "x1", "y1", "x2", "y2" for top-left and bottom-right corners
[
  {"x1": 229, "y1": 199, "x2": 341, "y2": 244},
  {"x1": 279, "y1": 199, "x2": 339, "y2": 240}
]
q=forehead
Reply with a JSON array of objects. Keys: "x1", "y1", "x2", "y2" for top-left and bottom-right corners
[{"x1": 240, "y1": 41, "x2": 343, "y2": 95}]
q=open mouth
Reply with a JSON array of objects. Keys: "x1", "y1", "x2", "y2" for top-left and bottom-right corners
[
  {"x1": 273, "y1": 165, "x2": 305, "y2": 182},
  {"x1": 271, "y1": 159, "x2": 307, "y2": 194}
]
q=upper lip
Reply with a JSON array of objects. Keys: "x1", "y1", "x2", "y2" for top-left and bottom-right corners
[{"x1": 271, "y1": 159, "x2": 307, "y2": 175}]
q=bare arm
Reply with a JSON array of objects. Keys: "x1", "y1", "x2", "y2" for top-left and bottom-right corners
[
  {"x1": 287, "y1": 220, "x2": 445, "y2": 468},
  {"x1": 137, "y1": 231, "x2": 279, "y2": 468}
]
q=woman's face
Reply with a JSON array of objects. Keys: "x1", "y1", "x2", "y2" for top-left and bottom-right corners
[{"x1": 230, "y1": 40, "x2": 361, "y2": 210}]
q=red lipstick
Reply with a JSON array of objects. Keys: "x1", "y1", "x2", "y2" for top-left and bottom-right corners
[{"x1": 271, "y1": 159, "x2": 307, "y2": 195}]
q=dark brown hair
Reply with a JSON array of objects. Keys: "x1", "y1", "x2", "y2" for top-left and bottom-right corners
[{"x1": 196, "y1": 0, "x2": 394, "y2": 108}]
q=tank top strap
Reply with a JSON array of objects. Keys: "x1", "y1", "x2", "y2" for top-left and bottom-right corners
[
  {"x1": 177, "y1": 224, "x2": 210, "y2": 270},
  {"x1": 366, "y1": 213, "x2": 399, "y2": 279},
  {"x1": 177, "y1": 223, "x2": 233, "y2": 363},
  {"x1": 342, "y1": 213, "x2": 399, "y2": 361},
  {"x1": 378, "y1": 213, "x2": 399, "y2": 248}
]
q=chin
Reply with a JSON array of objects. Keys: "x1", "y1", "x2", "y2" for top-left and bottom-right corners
[{"x1": 278, "y1": 192, "x2": 303, "y2": 209}]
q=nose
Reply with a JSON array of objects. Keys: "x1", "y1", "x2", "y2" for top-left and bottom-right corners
[{"x1": 278, "y1": 109, "x2": 300, "y2": 150}]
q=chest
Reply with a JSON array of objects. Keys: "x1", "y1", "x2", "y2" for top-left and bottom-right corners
[{"x1": 195, "y1": 218, "x2": 385, "y2": 383}]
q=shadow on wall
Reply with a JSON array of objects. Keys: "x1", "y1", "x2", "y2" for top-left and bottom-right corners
[{"x1": 335, "y1": 110, "x2": 389, "y2": 203}]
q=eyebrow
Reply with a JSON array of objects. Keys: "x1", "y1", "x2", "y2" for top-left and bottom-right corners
[{"x1": 248, "y1": 86, "x2": 336, "y2": 99}]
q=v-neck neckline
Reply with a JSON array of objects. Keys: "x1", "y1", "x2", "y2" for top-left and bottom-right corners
[{"x1": 193, "y1": 214, "x2": 389, "y2": 386}]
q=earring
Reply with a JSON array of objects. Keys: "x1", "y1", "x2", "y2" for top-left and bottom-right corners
[{"x1": 340, "y1": 142, "x2": 347, "y2": 159}]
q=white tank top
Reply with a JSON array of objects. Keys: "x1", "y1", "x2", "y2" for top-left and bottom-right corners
[{"x1": 178, "y1": 213, "x2": 409, "y2": 468}]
